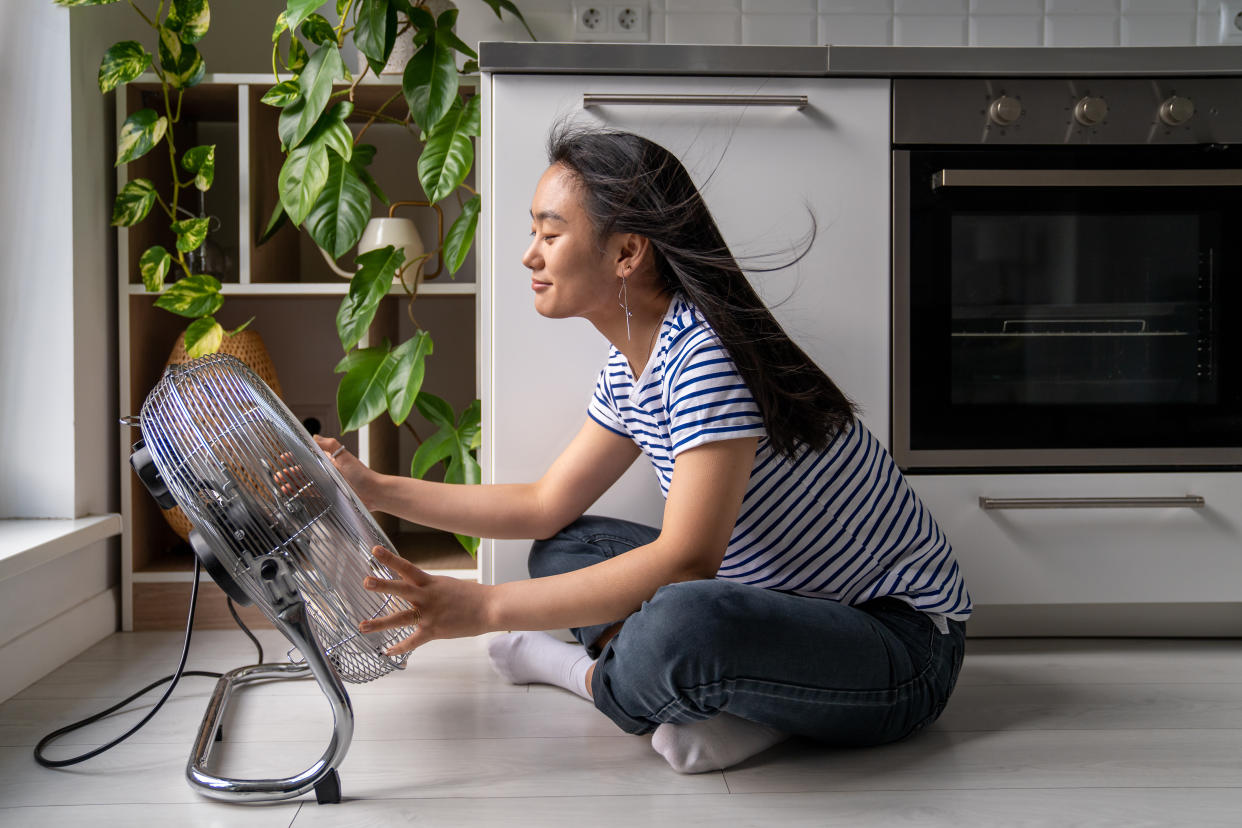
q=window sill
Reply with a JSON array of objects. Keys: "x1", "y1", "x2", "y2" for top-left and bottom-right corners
[{"x1": 0, "y1": 515, "x2": 122, "y2": 583}]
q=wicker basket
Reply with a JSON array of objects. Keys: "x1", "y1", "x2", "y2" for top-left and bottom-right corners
[{"x1": 159, "y1": 329, "x2": 284, "y2": 543}]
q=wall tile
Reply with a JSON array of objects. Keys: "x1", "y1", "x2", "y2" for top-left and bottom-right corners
[
  {"x1": 523, "y1": 10, "x2": 575, "y2": 42},
  {"x1": 1046, "y1": 0, "x2": 1118, "y2": 12},
  {"x1": 819, "y1": 13, "x2": 894, "y2": 43},
  {"x1": 666, "y1": 0, "x2": 741, "y2": 11},
  {"x1": 665, "y1": 11, "x2": 742, "y2": 42},
  {"x1": 969, "y1": 0, "x2": 1045, "y2": 13},
  {"x1": 742, "y1": 13, "x2": 819, "y2": 43},
  {"x1": 894, "y1": 14, "x2": 968, "y2": 43},
  {"x1": 1121, "y1": 12, "x2": 1197, "y2": 44},
  {"x1": 743, "y1": 0, "x2": 816, "y2": 12},
  {"x1": 1045, "y1": 13, "x2": 1120, "y2": 45},
  {"x1": 819, "y1": 0, "x2": 893, "y2": 11},
  {"x1": 650, "y1": 9, "x2": 667, "y2": 41},
  {"x1": 1123, "y1": 0, "x2": 1196, "y2": 13},
  {"x1": 970, "y1": 14, "x2": 1044, "y2": 44},
  {"x1": 895, "y1": 0, "x2": 967, "y2": 12}
]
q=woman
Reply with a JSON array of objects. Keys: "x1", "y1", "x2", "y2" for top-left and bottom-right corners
[{"x1": 313, "y1": 127, "x2": 970, "y2": 774}]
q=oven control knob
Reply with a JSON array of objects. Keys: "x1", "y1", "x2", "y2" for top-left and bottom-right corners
[
  {"x1": 988, "y1": 95, "x2": 1022, "y2": 127},
  {"x1": 1158, "y1": 95, "x2": 1195, "y2": 126},
  {"x1": 1073, "y1": 96, "x2": 1108, "y2": 126}
]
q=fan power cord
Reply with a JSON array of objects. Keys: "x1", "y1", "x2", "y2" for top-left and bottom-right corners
[{"x1": 32, "y1": 557, "x2": 264, "y2": 768}]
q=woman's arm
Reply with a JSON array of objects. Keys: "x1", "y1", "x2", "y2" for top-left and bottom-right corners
[
  {"x1": 314, "y1": 419, "x2": 641, "y2": 541},
  {"x1": 360, "y1": 435, "x2": 759, "y2": 653}
]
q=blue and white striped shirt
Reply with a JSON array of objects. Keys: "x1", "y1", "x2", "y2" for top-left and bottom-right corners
[{"x1": 587, "y1": 295, "x2": 972, "y2": 624}]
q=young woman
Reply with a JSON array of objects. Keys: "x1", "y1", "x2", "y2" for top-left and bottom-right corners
[{"x1": 312, "y1": 126, "x2": 971, "y2": 774}]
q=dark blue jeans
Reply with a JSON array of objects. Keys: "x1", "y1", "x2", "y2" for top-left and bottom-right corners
[{"x1": 529, "y1": 515, "x2": 966, "y2": 744}]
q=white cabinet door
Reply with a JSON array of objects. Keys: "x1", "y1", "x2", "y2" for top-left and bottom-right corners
[
  {"x1": 909, "y1": 472, "x2": 1242, "y2": 605},
  {"x1": 481, "y1": 74, "x2": 891, "y2": 585}
]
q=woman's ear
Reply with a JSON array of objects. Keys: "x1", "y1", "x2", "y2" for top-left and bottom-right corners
[{"x1": 614, "y1": 233, "x2": 651, "y2": 278}]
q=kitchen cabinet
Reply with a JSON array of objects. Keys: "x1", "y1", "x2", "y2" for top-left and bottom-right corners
[
  {"x1": 479, "y1": 74, "x2": 892, "y2": 585},
  {"x1": 118, "y1": 76, "x2": 480, "y2": 630}
]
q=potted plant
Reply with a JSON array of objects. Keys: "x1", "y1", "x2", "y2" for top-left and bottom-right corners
[{"x1": 264, "y1": 0, "x2": 533, "y2": 556}]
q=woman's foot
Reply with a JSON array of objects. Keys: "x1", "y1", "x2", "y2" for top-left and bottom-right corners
[
  {"x1": 487, "y1": 631, "x2": 594, "y2": 700},
  {"x1": 652, "y1": 714, "x2": 789, "y2": 773}
]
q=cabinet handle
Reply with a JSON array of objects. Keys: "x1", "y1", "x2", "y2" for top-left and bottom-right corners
[
  {"x1": 933, "y1": 169, "x2": 1242, "y2": 189},
  {"x1": 582, "y1": 93, "x2": 809, "y2": 110},
  {"x1": 979, "y1": 495, "x2": 1206, "y2": 510}
]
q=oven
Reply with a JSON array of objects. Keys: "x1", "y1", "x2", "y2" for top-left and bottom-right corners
[{"x1": 892, "y1": 77, "x2": 1242, "y2": 472}]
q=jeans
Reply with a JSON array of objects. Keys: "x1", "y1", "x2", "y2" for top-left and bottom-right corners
[{"x1": 529, "y1": 515, "x2": 966, "y2": 744}]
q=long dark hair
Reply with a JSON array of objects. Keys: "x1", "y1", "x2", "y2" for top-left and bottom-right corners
[{"x1": 548, "y1": 125, "x2": 857, "y2": 459}]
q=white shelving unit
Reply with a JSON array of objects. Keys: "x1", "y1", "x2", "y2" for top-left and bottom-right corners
[{"x1": 118, "y1": 74, "x2": 480, "y2": 630}]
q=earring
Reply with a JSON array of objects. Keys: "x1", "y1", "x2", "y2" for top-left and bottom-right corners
[{"x1": 618, "y1": 278, "x2": 632, "y2": 341}]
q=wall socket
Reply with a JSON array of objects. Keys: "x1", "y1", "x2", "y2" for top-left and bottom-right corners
[
  {"x1": 1220, "y1": 1, "x2": 1242, "y2": 41},
  {"x1": 573, "y1": 3, "x2": 649, "y2": 42}
]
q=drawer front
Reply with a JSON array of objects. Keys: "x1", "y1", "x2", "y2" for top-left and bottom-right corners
[{"x1": 908, "y1": 473, "x2": 1242, "y2": 605}]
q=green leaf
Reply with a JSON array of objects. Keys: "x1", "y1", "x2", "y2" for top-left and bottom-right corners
[
  {"x1": 170, "y1": 216, "x2": 210, "y2": 252},
  {"x1": 306, "y1": 150, "x2": 371, "y2": 259},
  {"x1": 335, "y1": 344, "x2": 395, "y2": 433},
  {"x1": 300, "y1": 13, "x2": 337, "y2": 46},
  {"x1": 258, "y1": 201, "x2": 287, "y2": 245},
  {"x1": 287, "y1": 35, "x2": 309, "y2": 73},
  {"x1": 440, "y1": 28, "x2": 477, "y2": 61},
  {"x1": 55, "y1": 0, "x2": 122, "y2": 5},
  {"x1": 355, "y1": 0, "x2": 397, "y2": 73},
  {"x1": 336, "y1": 246, "x2": 404, "y2": 351},
  {"x1": 402, "y1": 25, "x2": 457, "y2": 130},
  {"x1": 386, "y1": 331, "x2": 432, "y2": 424},
  {"x1": 111, "y1": 179, "x2": 158, "y2": 227},
  {"x1": 285, "y1": 0, "x2": 326, "y2": 33},
  {"x1": 351, "y1": 144, "x2": 388, "y2": 204},
  {"x1": 262, "y1": 80, "x2": 300, "y2": 107},
  {"x1": 154, "y1": 273, "x2": 223, "y2": 318},
  {"x1": 278, "y1": 140, "x2": 330, "y2": 226},
  {"x1": 157, "y1": 25, "x2": 205, "y2": 88},
  {"x1": 414, "y1": 391, "x2": 455, "y2": 430},
  {"x1": 278, "y1": 43, "x2": 345, "y2": 150},
  {"x1": 271, "y1": 11, "x2": 289, "y2": 43},
  {"x1": 462, "y1": 59, "x2": 479, "y2": 75},
  {"x1": 116, "y1": 109, "x2": 167, "y2": 166},
  {"x1": 181, "y1": 144, "x2": 215, "y2": 191},
  {"x1": 477, "y1": 0, "x2": 537, "y2": 40},
  {"x1": 185, "y1": 315, "x2": 223, "y2": 358},
  {"x1": 139, "y1": 245, "x2": 172, "y2": 292},
  {"x1": 302, "y1": 100, "x2": 354, "y2": 162},
  {"x1": 417, "y1": 95, "x2": 477, "y2": 203},
  {"x1": 404, "y1": 3, "x2": 435, "y2": 32},
  {"x1": 410, "y1": 423, "x2": 453, "y2": 479},
  {"x1": 230, "y1": 316, "x2": 254, "y2": 336},
  {"x1": 443, "y1": 194, "x2": 480, "y2": 275},
  {"x1": 98, "y1": 41, "x2": 151, "y2": 94},
  {"x1": 167, "y1": 0, "x2": 211, "y2": 44},
  {"x1": 454, "y1": 533, "x2": 479, "y2": 557}
]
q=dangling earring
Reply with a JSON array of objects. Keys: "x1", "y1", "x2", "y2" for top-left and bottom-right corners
[{"x1": 618, "y1": 277, "x2": 632, "y2": 341}]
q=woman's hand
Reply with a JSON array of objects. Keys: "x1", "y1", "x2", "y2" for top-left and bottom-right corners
[
  {"x1": 312, "y1": 434, "x2": 384, "y2": 511},
  {"x1": 359, "y1": 546, "x2": 496, "y2": 655}
]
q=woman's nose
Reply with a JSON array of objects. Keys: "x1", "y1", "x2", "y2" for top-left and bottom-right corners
[{"x1": 522, "y1": 238, "x2": 539, "y2": 270}]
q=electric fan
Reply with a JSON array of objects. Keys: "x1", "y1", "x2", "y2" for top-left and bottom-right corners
[{"x1": 128, "y1": 353, "x2": 417, "y2": 804}]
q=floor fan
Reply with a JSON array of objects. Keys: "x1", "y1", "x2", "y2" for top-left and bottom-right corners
[{"x1": 129, "y1": 353, "x2": 416, "y2": 803}]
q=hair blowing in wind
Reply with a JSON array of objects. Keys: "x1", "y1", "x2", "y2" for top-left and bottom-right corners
[{"x1": 548, "y1": 125, "x2": 857, "y2": 459}]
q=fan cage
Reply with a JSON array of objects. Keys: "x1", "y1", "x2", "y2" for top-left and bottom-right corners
[{"x1": 139, "y1": 354, "x2": 416, "y2": 684}]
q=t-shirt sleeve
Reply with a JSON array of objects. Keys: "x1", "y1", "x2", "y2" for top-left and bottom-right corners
[
  {"x1": 587, "y1": 364, "x2": 629, "y2": 438},
  {"x1": 665, "y1": 329, "x2": 766, "y2": 456}
]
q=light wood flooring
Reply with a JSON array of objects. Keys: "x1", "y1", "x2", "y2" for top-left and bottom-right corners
[{"x1": 2, "y1": 629, "x2": 1242, "y2": 826}]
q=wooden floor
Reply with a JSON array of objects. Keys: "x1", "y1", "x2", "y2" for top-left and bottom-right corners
[{"x1": 2, "y1": 630, "x2": 1242, "y2": 826}]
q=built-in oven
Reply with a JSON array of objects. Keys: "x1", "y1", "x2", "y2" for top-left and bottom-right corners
[{"x1": 893, "y1": 77, "x2": 1242, "y2": 472}]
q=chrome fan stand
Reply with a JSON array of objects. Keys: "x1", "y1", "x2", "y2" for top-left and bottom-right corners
[{"x1": 186, "y1": 555, "x2": 353, "y2": 804}]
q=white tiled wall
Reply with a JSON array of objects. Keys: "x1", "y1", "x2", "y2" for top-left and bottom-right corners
[{"x1": 511, "y1": 0, "x2": 1234, "y2": 47}]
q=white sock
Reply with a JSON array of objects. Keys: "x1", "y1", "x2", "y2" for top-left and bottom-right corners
[
  {"x1": 487, "y1": 631, "x2": 593, "y2": 700},
  {"x1": 652, "y1": 714, "x2": 789, "y2": 774}
]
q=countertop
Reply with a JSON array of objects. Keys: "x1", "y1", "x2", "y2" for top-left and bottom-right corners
[{"x1": 479, "y1": 42, "x2": 1242, "y2": 77}]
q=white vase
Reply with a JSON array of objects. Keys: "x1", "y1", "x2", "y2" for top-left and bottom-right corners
[{"x1": 359, "y1": 1, "x2": 458, "y2": 76}]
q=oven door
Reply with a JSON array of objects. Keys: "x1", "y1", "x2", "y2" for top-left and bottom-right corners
[{"x1": 894, "y1": 147, "x2": 1242, "y2": 471}]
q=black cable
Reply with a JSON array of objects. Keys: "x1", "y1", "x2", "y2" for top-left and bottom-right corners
[
  {"x1": 33, "y1": 556, "x2": 262, "y2": 769},
  {"x1": 226, "y1": 596, "x2": 264, "y2": 664}
]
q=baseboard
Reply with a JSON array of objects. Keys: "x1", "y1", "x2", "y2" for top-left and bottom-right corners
[
  {"x1": 0, "y1": 588, "x2": 119, "y2": 702},
  {"x1": 966, "y1": 603, "x2": 1242, "y2": 638}
]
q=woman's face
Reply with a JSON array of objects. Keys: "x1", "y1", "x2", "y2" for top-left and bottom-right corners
[{"x1": 523, "y1": 163, "x2": 621, "y2": 322}]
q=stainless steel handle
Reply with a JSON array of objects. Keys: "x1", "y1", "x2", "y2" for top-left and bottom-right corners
[
  {"x1": 979, "y1": 495, "x2": 1205, "y2": 510},
  {"x1": 933, "y1": 169, "x2": 1242, "y2": 189},
  {"x1": 582, "y1": 93, "x2": 809, "y2": 110}
]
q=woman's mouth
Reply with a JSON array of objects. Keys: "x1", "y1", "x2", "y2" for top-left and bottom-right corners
[{"x1": 531, "y1": 279, "x2": 551, "y2": 292}]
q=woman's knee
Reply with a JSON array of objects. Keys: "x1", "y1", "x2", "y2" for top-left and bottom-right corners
[
  {"x1": 527, "y1": 515, "x2": 659, "y2": 579},
  {"x1": 607, "y1": 580, "x2": 746, "y2": 678}
]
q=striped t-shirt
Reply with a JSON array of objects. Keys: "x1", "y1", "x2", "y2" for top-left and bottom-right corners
[{"x1": 587, "y1": 294, "x2": 972, "y2": 624}]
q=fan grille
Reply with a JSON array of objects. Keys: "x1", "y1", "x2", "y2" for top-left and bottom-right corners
[{"x1": 139, "y1": 354, "x2": 417, "y2": 683}]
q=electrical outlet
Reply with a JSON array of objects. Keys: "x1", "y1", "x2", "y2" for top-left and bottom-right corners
[
  {"x1": 572, "y1": 3, "x2": 649, "y2": 42},
  {"x1": 1220, "y1": 1, "x2": 1242, "y2": 42}
]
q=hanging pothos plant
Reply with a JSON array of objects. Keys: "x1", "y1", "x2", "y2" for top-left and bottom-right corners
[
  {"x1": 58, "y1": 0, "x2": 242, "y2": 358},
  {"x1": 264, "y1": 0, "x2": 532, "y2": 556}
]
